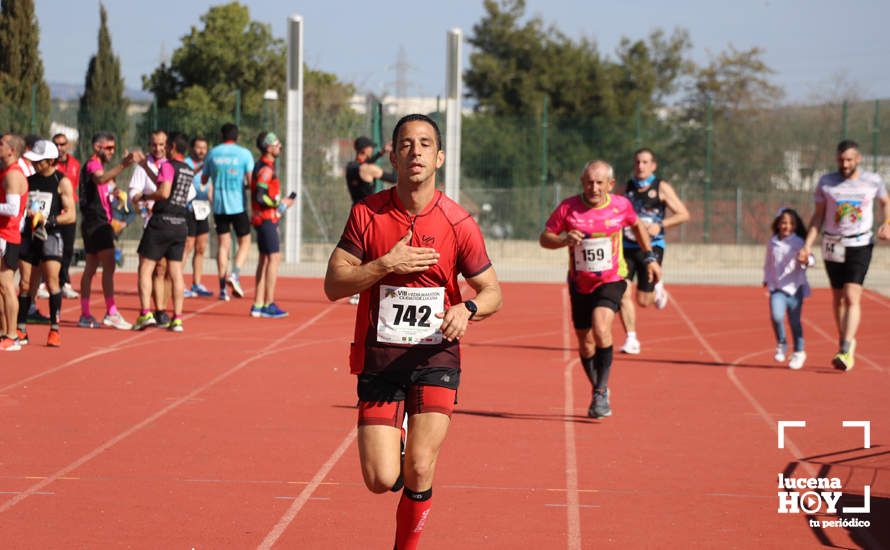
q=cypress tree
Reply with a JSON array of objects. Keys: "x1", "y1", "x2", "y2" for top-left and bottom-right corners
[
  {"x1": 0, "y1": 0, "x2": 51, "y2": 133},
  {"x1": 77, "y1": 3, "x2": 128, "y2": 158}
]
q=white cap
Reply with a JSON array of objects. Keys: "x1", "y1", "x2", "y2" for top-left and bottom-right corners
[{"x1": 24, "y1": 140, "x2": 59, "y2": 162}]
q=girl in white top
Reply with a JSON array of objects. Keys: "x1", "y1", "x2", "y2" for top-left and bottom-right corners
[{"x1": 763, "y1": 208, "x2": 814, "y2": 370}]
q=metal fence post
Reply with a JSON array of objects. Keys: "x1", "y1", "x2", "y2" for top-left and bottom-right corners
[
  {"x1": 873, "y1": 99, "x2": 880, "y2": 173},
  {"x1": 704, "y1": 97, "x2": 713, "y2": 243},
  {"x1": 736, "y1": 186, "x2": 742, "y2": 244},
  {"x1": 539, "y1": 96, "x2": 549, "y2": 228}
]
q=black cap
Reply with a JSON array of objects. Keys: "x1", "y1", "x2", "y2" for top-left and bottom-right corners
[{"x1": 354, "y1": 136, "x2": 376, "y2": 151}]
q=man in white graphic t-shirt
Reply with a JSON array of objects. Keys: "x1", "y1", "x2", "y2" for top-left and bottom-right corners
[{"x1": 799, "y1": 139, "x2": 890, "y2": 371}]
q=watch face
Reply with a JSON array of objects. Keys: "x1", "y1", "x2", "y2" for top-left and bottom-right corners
[{"x1": 465, "y1": 300, "x2": 477, "y2": 316}]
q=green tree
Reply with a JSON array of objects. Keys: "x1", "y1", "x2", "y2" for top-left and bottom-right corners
[
  {"x1": 77, "y1": 3, "x2": 128, "y2": 158},
  {"x1": 674, "y1": 45, "x2": 786, "y2": 194},
  {"x1": 143, "y1": 2, "x2": 285, "y2": 120},
  {"x1": 463, "y1": 0, "x2": 694, "y2": 200},
  {"x1": 139, "y1": 1, "x2": 357, "y2": 184},
  {"x1": 0, "y1": 0, "x2": 50, "y2": 133}
]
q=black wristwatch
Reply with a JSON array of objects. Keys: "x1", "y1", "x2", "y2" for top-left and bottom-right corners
[{"x1": 464, "y1": 300, "x2": 478, "y2": 320}]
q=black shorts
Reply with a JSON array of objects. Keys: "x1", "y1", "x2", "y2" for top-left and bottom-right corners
[
  {"x1": 623, "y1": 246, "x2": 664, "y2": 292},
  {"x1": 825, "y1": 244, "x2": 873, "y2": 289},
  {"x1": 255, "y1": 220, "x2": 280, "y2": 255},
  {"x1": 20, "y1": 232, "x2": 65, "y2": 265},
  {"x1": 570, "y1": 280, "x2": 627, "y2": 330},
  {"x1": 214, "y1": 212, "x2": 251, "y2": 237},
  {"x1": 1, "y1": 239, "x2": 20, "y2": 271},
  {"x1": 82, "y1": 223, "x2": 115, "y2": 254},
  {"x1": 357, "y1": 366, "x2": 461, "y2": 403},
  {"x1": 137, "y1": 217, "x2": 188, "y2": 262},
  {"x1": 186, "y1": 210, "x2": 210, "y2": 237}
]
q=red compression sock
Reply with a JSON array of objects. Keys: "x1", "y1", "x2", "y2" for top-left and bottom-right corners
[{"x1": 394, "y1": 487, "x2": 433, "y2": 550}]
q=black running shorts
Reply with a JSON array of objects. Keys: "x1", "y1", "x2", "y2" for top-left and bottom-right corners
[
  {"x1": 569, "y1": 280, "x2": 627, "y2": 330},
  {"x1": 81, "y1": 223, "x2": 115, "y2": 254},
  {"x1": 137, "y1": 217, "x2": 188, "y2": 262},
  {"x1": 214, "y1": 212, "x2": 250, "y2": 237},
  {"x1": 623, "y1": 246, "x2": 664, "y2": 292},
  {"x1": 825, "y1": 244, "x2": 873, "y2": 289}
]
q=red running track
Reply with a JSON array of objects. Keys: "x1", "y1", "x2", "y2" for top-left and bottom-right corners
[{"x1": 0, "y1": 274, "x2": 888, "y2": 549}]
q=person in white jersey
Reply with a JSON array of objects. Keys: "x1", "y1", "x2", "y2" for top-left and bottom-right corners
[{"x1": 798, "y1": 140, "x2": 890, "y2": 371}]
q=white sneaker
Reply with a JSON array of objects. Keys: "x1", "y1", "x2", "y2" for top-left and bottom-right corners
[
  {"x1": 774, "y1": 345, "x2": 786, "y2": 363},
  {"x1": 620, "y1": 337, "x2": 641, "y2": 354},
  {"x1": 348, "y1": 294, "x2": 360, "y2": 305},
  {"x1": 103, "y1": 312, "x2": 133, "y2": 330},
  {"x1": 788, "y1": 351, "x2": 806, "y2": 370},
  {"x1": 62, "y1": 283, "x2": 80, "y2": 299},
  {"x1": 654, "y1": 282, "x2": 669, "y2": 310},
  {"x1": 36, "y1": 283, "x2": 49, "y2": 299}
]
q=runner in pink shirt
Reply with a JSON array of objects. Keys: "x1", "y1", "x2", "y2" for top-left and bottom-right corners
[{"x1": 540, "y1": 160, "x2": 661, "y2": 419}]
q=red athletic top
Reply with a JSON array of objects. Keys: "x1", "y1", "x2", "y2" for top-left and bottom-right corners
[
  {"x1": 56, "y1": 155, "x2": 81, "y2": 203},
  {"x1": 338, "y1": 188, "x2": 492, "y2": 375},
  {"x1": 0, "y1": 163, "x2": 27, "y2": 244},
  {"x1": 250, "y1": 156, "x2": 280, "y2": 226}
]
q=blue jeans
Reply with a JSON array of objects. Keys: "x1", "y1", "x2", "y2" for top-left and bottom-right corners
[{"x1": 769, "y1": 289, "x2": 804, "y2": 352}]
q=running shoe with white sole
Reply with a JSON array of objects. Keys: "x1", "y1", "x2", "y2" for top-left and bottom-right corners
[
  {"x1": 61, "y1": 283, "x2": 80, "y2": 299},
  {"x1": 219, "y1": 289, "x2": 231, "y2": 302},
  {"x1": 249, "y1": 304, "x2": 263, "y2": 318},
  {"x1": 183, "y1": 288, "x2": 197, "y2": 298},
  {"x1": 168, "y1": 318, "x2": 184, "y2": 333},
  {"x1": 77, "y1": 314, "x2": 101, "y2": 328},
  {"x1": 0, "y1": 336, "x2": 21, "y2": 351},
  {"x1": 192, "y1": 283, "x2": 213, "y2": 297},
  {"x1": 588, "y1": 388, "x2": 611, "y2": 418},
  {"x1": 788, "y1": 351, "x2": 806, "y2": 370},
  {"x1": 16, "y1": 329, "x2": 29, "y2": 345},
  {"x1": 831, "y1": 339, "x2": 856, "y2": 372},
  {"x1": 36, "y1": 282, "x2": 49, "y2": 299},
  {"x1": 103, "y1": 312, "x2": 133, "y2": 330},
  {"x1": 154, "y1": 310, "x2": 171, "y2": 328},
  {"x1": 228, "y1": 273, "x2": 245, "y2": 298},
  {"x1": 620, "y1": 337, "x2": 641, "y2": 355},
  {"x1": 133, "y1": 312, "x2": 157, "y2": 331},
  {"x1": 261, "y1": 303, "x2": 288, "y2": 319},
  {"x1": 774, "y1": 344, "x2": 787, "y2": 363},
  {"x1": 654, "y1": 282, "x2": 669, "y2": 309}
]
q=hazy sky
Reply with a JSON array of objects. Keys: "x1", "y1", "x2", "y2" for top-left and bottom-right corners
[{"x1": 35, "y1": 0, "x2": 890, "y2": 104}]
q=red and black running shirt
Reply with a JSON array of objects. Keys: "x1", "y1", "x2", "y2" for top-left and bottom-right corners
[{"x1": 338, "y1": 188, "x2": 492, "y2": 375}]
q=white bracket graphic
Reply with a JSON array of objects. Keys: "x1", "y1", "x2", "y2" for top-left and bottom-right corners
[
  {"x1": 841, "y1": 420, "x2": 871, "y2": 449},
  {"x1": 777, "y1": 420, "x2": 806, "y2": 449}
]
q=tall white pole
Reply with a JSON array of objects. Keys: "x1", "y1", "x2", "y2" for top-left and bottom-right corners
[
  {"x1": 445, "y1": 28, "x2": 462, "y2": 203},
  {"x1": 285, "y1": 14, "x2": 303, "y2": 263}
]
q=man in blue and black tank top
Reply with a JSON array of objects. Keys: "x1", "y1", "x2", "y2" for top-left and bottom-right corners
[
  {"x1": 132, "y1": 133, "x2": 195, "y2": 333},
  {"x1": 618, "y1": 148, "x2": 689, "y2": 355}
]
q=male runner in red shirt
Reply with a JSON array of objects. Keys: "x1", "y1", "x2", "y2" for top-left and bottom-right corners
[
  {"x1": 324, "y1": 114, "x2": 502, "y2": 550},
  {"x1": 0, "y1": 134, "x2": 28, "y2": 350}
]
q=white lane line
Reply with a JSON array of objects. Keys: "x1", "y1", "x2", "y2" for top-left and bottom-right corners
[
  {"x1": 561, "y1": 286, "x2": 581, "y2": 550},
  {"x1": 669, "y1": 295, "x2": 812, "y2": 471},
  {"x1": 0, "y1": 297, "x2": 226, "y2": 393},
  {"x1": 257, "y1": 427, "x2": 358, "y2": 550},
  {"x1": 0, "y1": 303, "x2": 336, "y2": 514}
]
